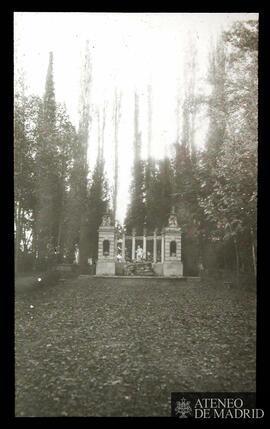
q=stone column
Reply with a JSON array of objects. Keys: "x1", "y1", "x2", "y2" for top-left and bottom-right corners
[
  {"x1": 96, "y1": 215, "x2": 116, "y2": 276},
  {"x1": 153, "y1": 229, "x2": 157, "y2": 263},
  {"x1": 132, "y1": 228, "x2": 136, "y2": 261},
  {"x1": 161, "y1": 232, "x2": 165, "y2": 263},
  {"x1": 122, "y1": 232, "x2": 125, "y2": 261},
  {"x1": 143, "y1": 228, "x2": 147, "y2": 259}
]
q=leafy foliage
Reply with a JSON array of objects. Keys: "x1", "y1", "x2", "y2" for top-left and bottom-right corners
[{"x1": 198, "y1": 21, "x2": 258, "y2": 274}]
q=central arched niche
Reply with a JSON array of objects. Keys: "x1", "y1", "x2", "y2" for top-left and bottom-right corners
[
  {"x1": 170, "y1": 240, "x2": 177, "y2": 257},
  {"x1": 103, "y1": 239, "x2": 110, "y2": 256}
]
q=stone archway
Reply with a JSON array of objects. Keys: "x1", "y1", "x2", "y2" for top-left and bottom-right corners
[{"x1": 96, "y1": 208, "x2": 183, "y2": 277}]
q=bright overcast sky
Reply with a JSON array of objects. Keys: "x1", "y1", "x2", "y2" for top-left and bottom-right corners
[{"x1": 14, "y1": 12, "x2": 258, "y2": 223}]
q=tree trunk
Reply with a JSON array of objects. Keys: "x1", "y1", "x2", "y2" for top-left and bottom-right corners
[
  {"x1": 32, "y1": 214, "x2": 38, "y2": 269},
  {"x1": 79, "y1": 210, "x2": 89, "y2": 271},
  {"x1": 15, "y1": 202, "x2": 22, "y2": 274},
  {"x1": 57, "y1": 166, "x2": 66, "y2": 259},
  {"x1": 250, "y1": 228, "x2": 256, "y2": 278},
  {"x1": 21, "y1": 212, "x2": 29, "y2": 253},
  {"x1": 57, "y1": 219, "x2": 63, "y2": 257},
  {"x1": 251, "y1": 241, "x2": 256, "y2": 278},
  {"x1": 233, "y1": 237, "x2": 240, "y2": 286},
  {"x1": 223, "y1": 247, "x2": 226, "y2": 270}
]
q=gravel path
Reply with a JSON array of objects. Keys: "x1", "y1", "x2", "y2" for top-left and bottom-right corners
[{"x1": 15, "y1": 277, "x2": 256, "y2": 417}]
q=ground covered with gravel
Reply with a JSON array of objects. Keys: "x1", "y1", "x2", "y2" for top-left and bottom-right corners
[{"x1": 15, "y1": 276, "x2": 256, "y2": 417}]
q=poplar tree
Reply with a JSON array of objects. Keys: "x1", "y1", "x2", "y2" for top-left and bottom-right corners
[
  {"x1": 87, "y1": 109, "x2": 109, "y2": 261},
  {"x1": 74, "y1": 41, "x2": 92, "y2": 268},
  {"x1": 125, "y1": 92, "x2": 146, "y2": 234},
  {"x1": 144, "y1": 84, "x2": 158, "y2": 232},
  {"x1": 113, "y1": 90, "x2": 122, "y2": 226}
]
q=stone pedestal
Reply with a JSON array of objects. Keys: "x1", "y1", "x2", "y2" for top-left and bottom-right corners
[
  {"x1": 163, "y1": 260, "x2": 183, "y2": 276},
  {"x1": 143, "y1": 228, "x2": 147, "y2": 259},
  {"x1": 131, "y1": 228, "x2": 136, "y2": 261},
  {"x1": 121, "y1": 233, "x2": 126, "y2": 262},
  {"x1": 162, "y1": 207, "x2": 183, "y2": 276},
  {"x1": 153, "y1": 229, "x2": 157, "y2": 263},
  {"x1": 152, "y1": 262, "x2": 163, "y2": 276},
  {"x1": 161, "y1": 232, "x2": 165, "y2": 263},
  {"x1": 96, "y1": 215, "x2": 116, "y2": 276},
  {"x1": 96, "y1": 260, "x2": 115, "y2": 276}
]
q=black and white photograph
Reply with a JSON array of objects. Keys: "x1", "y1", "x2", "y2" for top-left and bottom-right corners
[{"x1": 14, "y1": 12, "x2": 259, "y2": 417}]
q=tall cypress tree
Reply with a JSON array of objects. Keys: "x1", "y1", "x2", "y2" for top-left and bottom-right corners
[
  {"x1": 35, "y1": 51, "x2": 58, "y2": 263},
  {"x1": 156, "y1": 154, "x2": 173, "y2": 230},
  {"x1": 43, "y1": 52, "x2": 56, "y2": 133},
  {"x1": 87, "y1": 131, "x2": 109, "y2": 261}
]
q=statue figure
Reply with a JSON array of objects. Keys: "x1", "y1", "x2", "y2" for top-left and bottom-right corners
[
  {"x1": 168, "y1": 213, "x2": 178, "y2": 228},
  {"x1": 136, "y1": 245, "x2": 143, "y2": 261},
  {"x1": 74, "y1": 245, "x2": 79, "y2": 264},
  {"x1": 101, "y1": 213, "x2": 111, "y2": 226}
]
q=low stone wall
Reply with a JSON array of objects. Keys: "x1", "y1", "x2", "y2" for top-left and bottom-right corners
[{"x1": 98, "y1": 261, "x2": 185, "y2": 277}]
